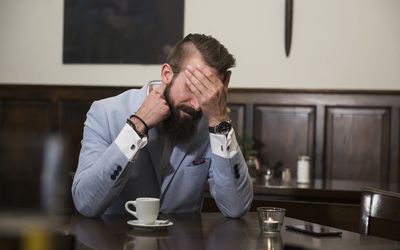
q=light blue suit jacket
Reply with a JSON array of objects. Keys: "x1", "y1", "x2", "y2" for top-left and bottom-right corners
[{"x1": 72, "y1": 83, "x2": 253, "y2": 218}]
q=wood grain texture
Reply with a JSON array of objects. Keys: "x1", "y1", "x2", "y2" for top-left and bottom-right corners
[
  {"x1": 253, "y1": 105, "x2": 315, "y2": 175},
  {"x1": 1, "y1": 84, "x2": 400, "y2": 214},
  {"x1": 326, "y1": 108, "x2": 390, "y2": 182}
]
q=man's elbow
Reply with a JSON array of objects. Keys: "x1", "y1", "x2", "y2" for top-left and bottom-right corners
[
  {"x1": 74, "y1": 203, "x2": 101, "y2": 218},
  {"x1": 72, "y1": 189, "x2": 103, "y2": 218},
  {"x1": 221, "y1": 198, "x2": 252, "y2": 219}
]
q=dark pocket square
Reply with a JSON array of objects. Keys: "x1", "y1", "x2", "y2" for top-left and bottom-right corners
[
  {"x1": 192, "y1": 159, "x2": 206, "y2": 165},
  {"x1": 191, "y1": 158, "x2": 209, "y2": 166}
]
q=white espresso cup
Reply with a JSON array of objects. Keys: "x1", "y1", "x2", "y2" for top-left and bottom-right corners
[{"x1": 125, "y1": 197, "x2": 160, "y2": 225}]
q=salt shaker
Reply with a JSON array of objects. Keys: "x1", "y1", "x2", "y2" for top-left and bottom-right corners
[
  {"x1": 282, "y1": 168, "x2": 292, "y2": 183},
  {"x1": 297, "y1": 155, "x2": 310, "y2": 184}
]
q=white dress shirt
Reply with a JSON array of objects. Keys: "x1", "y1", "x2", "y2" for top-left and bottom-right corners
[{"x1": 115, "y1": 123, "x2": 238, "y2": 161}]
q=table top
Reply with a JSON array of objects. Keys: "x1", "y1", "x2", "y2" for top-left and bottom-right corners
[
  {"x1": 71, "y1": 212, "x2": 399, "y2": 250},
  {"x1": 251, "y1": 178, "x2": 400, "y2": 204},
  {"x1": 255, "y1": 178, "x2": 400, "y2": 192}
]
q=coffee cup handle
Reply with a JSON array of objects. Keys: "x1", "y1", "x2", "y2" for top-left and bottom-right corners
[{"x1": 125, "y1": 201, "x2": 138, "y2": 218}]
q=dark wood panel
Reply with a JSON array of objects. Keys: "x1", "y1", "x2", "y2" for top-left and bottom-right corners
[
  {"x1": 326, "y1": 107, "x2": 390, "y2": 182},
  {"x1": 227, "y1": 89, "x2": 400, "y2": 180},
  {"x1": 394, "y1": 108, "x2": 400, "y2": 181},
  {"x1": 0, "y1": 134, "x2": 46, "y2": 209},
  {"x1": 253, "y1": 105, "x2": 315, "y2": 176},
  {"x1": 227, "y1": 104, "x2": 245, "y2": 138},
  {"x1": 0, "y1": 100, "x2": 54, "y2": 209},
  {"x1": 59, "y1": 100, "x2": 93, "y2": 173},
  {"x1": 0, "y1": 100, "x2": 53, "y2": 134}
]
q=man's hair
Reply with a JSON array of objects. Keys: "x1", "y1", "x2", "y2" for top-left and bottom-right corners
[{"x1": 166, "y1": 33, "x2": 236, "y2": 75}]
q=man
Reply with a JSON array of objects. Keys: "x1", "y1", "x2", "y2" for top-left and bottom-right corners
[{"x1": 72, "y1": 33, "x2": 253, "y2": 218}]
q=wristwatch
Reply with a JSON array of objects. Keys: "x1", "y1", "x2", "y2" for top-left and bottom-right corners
[{"x1": 209, "y1": 120, "x2": 232, "y2": 135}]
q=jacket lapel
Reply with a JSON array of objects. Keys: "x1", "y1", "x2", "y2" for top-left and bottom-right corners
[
  {"x1": 159, "y1": 118, "x2": 209, "y2": 197},
  {"x1": 128, "y1": 82, "x2": 163, "y2": 189},
  {"x1": 160, "y1": 142, "x2": 189, "y2": 195},
  {"x1": 147, "y1": 128, "x2": 162, "y2": 189}
]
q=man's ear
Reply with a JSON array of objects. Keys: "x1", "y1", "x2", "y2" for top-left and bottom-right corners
[
  {"x1": 161, "y1": 63, "x2": 174, "y2": 85},
  {"x1": 223, "y1": 70, "x2": 232, "y2": 87}
]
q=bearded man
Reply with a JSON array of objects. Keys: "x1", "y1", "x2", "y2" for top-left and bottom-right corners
[{"x1": 72, "y1": 34, "x2": 253, "y2": 218}]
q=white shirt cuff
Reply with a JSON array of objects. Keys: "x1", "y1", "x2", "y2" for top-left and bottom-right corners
[
  {"x1": 115, "y1": 123, "x2": 148, "y2": 161},
  {"x1": 209, "y1": 129, "x2": 239, "y2": 158}
]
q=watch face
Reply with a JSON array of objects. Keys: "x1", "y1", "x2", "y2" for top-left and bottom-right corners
[{"x1": 216, "y1": 121, "x2": 232, "y2": 134}]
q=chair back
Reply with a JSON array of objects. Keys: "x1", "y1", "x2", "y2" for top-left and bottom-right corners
[{"x1": 360, "y1": 187, "x2": 400, "y2": 240}]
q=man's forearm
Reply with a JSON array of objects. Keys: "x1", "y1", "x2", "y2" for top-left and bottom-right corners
[{"x1": 208, "y1": 152, "x2": 253, "y2": 218}]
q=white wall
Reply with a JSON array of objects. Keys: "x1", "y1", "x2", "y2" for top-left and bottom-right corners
[{"x1": 0, "y1": 0, "x2": 399, "y2": 89}]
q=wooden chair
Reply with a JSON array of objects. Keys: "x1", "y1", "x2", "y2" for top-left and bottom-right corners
[{"x1": 360, "y1": 187, "x2": 400, "y2": 241}]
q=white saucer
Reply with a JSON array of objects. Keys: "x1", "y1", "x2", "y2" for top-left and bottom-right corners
[{"x1": 127, "y1": 220, "x2": 173, "y2": 230}]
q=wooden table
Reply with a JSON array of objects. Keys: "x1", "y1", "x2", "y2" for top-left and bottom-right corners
[
  {"x1": 72, "y1": 212, "x2": 400, "y2": 250},
  {"x1": 203, "y1": 179, "x2": 400, "y2": 233}
]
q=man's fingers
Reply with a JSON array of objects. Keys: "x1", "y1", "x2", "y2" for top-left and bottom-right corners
[
  {"x1": 185, "y1": 67, "x2": 206, "y2": 95},
  {"x1": 154, "y1": 82, "x2": 167, "y2": 95},
  {"x1": 186, "y1": 66, "x2": 207, "y2": 87},
  {"x1": 185, "y1": 76, "x2": 203, "y2": 100},
  {"x1": 196, "y1": 65, "x2": 220, "y2": 88}
]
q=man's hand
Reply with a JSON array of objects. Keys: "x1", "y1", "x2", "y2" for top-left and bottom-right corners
[
  {"x1": 184, "y1": 65, "x2": 231, "y2": 126},
  {"x1": 135, "y1": 83, "x2": 170, "y2": 129}
]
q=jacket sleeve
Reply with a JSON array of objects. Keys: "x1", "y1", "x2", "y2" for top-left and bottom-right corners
[
  {"x1": 71, "y1": 101, "x2": 137, "y2": 217},
  {"x1": 207, "y1": 132, "x2": 253, "y2": 218}
]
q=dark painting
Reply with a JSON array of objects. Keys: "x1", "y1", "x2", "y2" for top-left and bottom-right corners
[{"x1": 63, "y1": 0, "x2": 184, "y2": 64}]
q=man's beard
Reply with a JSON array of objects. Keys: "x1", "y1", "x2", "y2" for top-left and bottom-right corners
[{"x1": 158, "y1": 83, "x2": 202, "y2": 144}]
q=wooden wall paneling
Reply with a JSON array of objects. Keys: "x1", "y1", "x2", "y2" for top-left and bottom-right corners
[
  {"x1": 398, "y1": 107, "x2": 400, "y2": 181},
  {"x1": 227, "y1": 91, "x2": 257, "y2": 138},
  {"x1": 314, "y1": 105, "x2": 326, "y2": 179},
  {"x1": 0, "y1": 101, "x2": 2, "y2": 128},
  {"x1": 0, "y1": 100, "x2": 54, "y2": 209},
  {"x1": 0, "y1": 100, "x2": 4, "y2": 207},
  {"x1": 253, "y1": 105, "x2": 316, "y2": 177},
  {"x1": 58, "y1": 100, "x2": 93, "y2": 173},
  {"x1": 2, "y1": 85, "x2": 400, "y2": 213},
  {"x1": 0, "y1": 100, "x2": 53, "y2": 134},
  {"x1": 227, "y1": 104, "x2": 245, "y2": 138},
  {"x1": 244, "y1": 102, "x2": 254, "y2": 138},
  {"x1": 390, "y1": 107, "x2": 400, "y2": 182},
  {"x1": 58, "y1": 100, "x2": 93, "y2": 213},
  {"x1": 0, "y1": 134, "x2": 48, "y2": 209},
  {"x1": 325, "y1": 107, "x2": 391, "y2": 182}
]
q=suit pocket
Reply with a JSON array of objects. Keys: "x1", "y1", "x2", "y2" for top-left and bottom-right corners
[
  {"x1": 186, "y1": 157, "x2": 210, "y2": 168},
  {"x1": 183, "y1": 159, "x2": 210, "y2": 181}
]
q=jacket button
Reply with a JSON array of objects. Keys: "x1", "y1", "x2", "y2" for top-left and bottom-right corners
[
  {"x1": 131, "y1": 144, "x2": 136, "y2": 150},
  {"x1": 114, "y1": 170, "x2": 119, "y2": 176},
  {"x1": 117, "y1": 165, "x2": 122, "y2": 172},
  {"x1": 111, "y1": 174, "x2": 116, "y2": 180}
]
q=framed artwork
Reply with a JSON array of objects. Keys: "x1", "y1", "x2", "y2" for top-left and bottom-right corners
[{"x1": 63, "y1": 0, "x2": 184, "y2": 64}]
